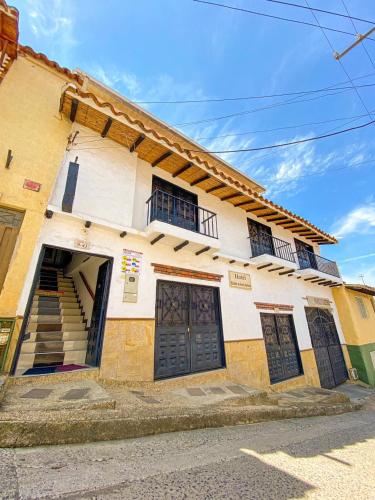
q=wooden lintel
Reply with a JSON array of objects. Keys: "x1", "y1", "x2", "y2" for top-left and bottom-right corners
[
  {"x1": 129, "y1": 133, "x2": 145, "y2": 152},
  {"x1": 101, "y1": 117, "x2": 113, "y2": 138},
  {"x1": 151, "y1": 233, "x2": 165, "y2": 245},
  {"x1": 257, "y1": 263, "x2": 272, "y2": 270},
  {"x1": 152, "y1": 151, "x2": 172, "y2": 167},
  {"x1": 268, "y1": 266, "x2": 284, "y2": 272},
  {"x1": 173, "y1": 162, "x2": 193, "y2": 178},
  {"x1": 190, "y1": 174, "x2": 210, "y2": 186},
  {"x1": 70, "y1": 98, "x2": 78, "y2": 122},
  {"x1": 196, "y1": 246, "x2": 210, "y2": 256},
  {"x1": 221, "y1": 193, "x2": 240, "y2": 202}
]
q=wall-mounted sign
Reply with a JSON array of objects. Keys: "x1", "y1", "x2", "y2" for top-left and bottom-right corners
[
  {"x1": 122, "y1": 249, "x2": 142, "y2": 274},
  {"x1": 23, "y1": 179, "x2": 41, "y2": 192},
  {"x1": 74, "y1": 239, "x2": 90, "y2": 250},
  {"x1": 122, "y1": 249, "x2": 143, "y2": 303},
  {"x1": 306, "y1": 296, "x2": 331, "y2": 308},
  {"x1": 229, "y1": 271, "x2": 251, "y2": 290}
]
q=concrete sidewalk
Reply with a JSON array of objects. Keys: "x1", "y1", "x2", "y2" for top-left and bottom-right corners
[{"x1": 0, "y1": 377, "x2": 365, "y2": 448}]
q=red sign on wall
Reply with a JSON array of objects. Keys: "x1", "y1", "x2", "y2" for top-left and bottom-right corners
[{"x1": 23, "y1": 179, "x2": 41, "y2": 192}]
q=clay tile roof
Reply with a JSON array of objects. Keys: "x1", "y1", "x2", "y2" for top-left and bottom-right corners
[
  {"x1": 61, "y1": 84, "x2": 337, "y2": 244},
  {"x1": 345, "y1": 284, "x2": 375, "y2": 296},
  {"x1": 19, "y1": 45, "x2": 84, "y2": 85}
]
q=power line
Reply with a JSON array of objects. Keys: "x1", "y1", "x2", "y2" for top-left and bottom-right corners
[
  {"x1": 132, "y1": 79, "x2": 375, "y2": 104},
  {"x1": 304, "y1": 0, "x2": 375, "y2": 125},
  {"x1": 259, "y1": 0, "x2": 375, "y2": 25},
  {"x1": 196, "y1": 110, "x2": 374, "y2": 141},
  {"x1": 174, "y1": 87, "x2": 357, "y2": 127},
  {"x1": 191, "y1": 0, "x2": 375, "y2": 42},
  {"x1": 187, "y1": 119, "x2": 374, "y2": 153}
]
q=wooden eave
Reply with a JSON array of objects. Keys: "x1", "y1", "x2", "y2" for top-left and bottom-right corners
[
  {"x1": 59, "y1": 86, "x2": 337, "y2": 245},
  {"x1": 0, "y1": 0, "x2": 18, "y2": 82}
]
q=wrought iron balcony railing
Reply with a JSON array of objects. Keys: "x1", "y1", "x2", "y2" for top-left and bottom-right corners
[
  {"x1": 296, "y1": 250, "x2": 341, "y2": 278},
  {"x1": 146, "y1": 189, "x2": 218, "y2": 239},
  {"x1": 249, "y1": 232, "x2": 296, "y2": 263}
]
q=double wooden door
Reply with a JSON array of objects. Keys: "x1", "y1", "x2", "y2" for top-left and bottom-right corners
[
  {"x1": 155, "y1": 281, "x2": 224, "y2": 379},
  {"x1": 261, "y1": 313, "x2": 303, "y2": 384},
  {"x1": 305, "y1": 307, "x2": 347, "y2": 389}
]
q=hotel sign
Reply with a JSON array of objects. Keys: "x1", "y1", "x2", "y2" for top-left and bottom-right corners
[{"x1": 229, "y1": 271, "x2": 251, "y2": 290}]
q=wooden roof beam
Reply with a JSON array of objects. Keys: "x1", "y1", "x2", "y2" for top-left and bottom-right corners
[
  {"x1": 221, "y1": 193, "x2": 241, "y2": 202},
  {"x1": 190, "y1": 174, "x2": 210, "y2": 186},
  {"x1": 70, "y1": 98, "x2": 78, "y2": 122},
  {"x1": 152, "y1": 151, "x2": 173, "y2": 167},
  {"x1": 291, "y1": 229, "x2": 315, "y2": 234},
  {"x1": 206, "y1": 183, "x2": 226, "y2": 194},
  {"x1": 264, "y1": 216, "x2": 289, "y2": 222},
  {"x1": 234, "y1": 200, "x2": 256, "y2": 207},
  {"x1": 247, "y1": 206, "x2": 267, "y2": 213},
  {"x1": 130, "y1": 133, "x2": 145, "y2": 152},
  {"x1": 101, "y1": 117, "x2": 113, "y2": 138},
  {"x1": 172, "y1": 162, "x2": 193, "y2": 178},
  {"x1": 256, "y1": 211, "x2": 278, "y2": 218}
]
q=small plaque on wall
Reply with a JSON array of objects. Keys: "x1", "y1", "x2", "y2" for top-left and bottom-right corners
[
  {"x1": 306, "y1": 296, "x2": 331, "y2": 308},
  {"x1": 229, "y1": 271, "x2": 251, "y2": 290}
]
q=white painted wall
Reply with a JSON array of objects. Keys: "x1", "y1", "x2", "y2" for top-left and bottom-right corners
[
  {"x1": 49, "y1": 124, "x2": 137, "y2": 228},
  {"x1": 65, "y1": 254, "x2": 107, "y2": 326},
  {"x1": 18, "y1": 213, "x2": 344, "y2": 353},
  {"x1": 17, "y1": 124, "x2": 343, "y2": 356}
]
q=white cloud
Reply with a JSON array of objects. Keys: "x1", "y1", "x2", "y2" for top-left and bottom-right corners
[
  {"x1": 25, "y1": 0, "x2": 77, "y2": 63},
  {"x1": 90, "y1": 65, "x2": 142, "y2": 99},
  {"x1": 341, "y1": 252, "x2": 375, "y2": 263},
  {"x1": 332, "y1": 202, "x2": 375, "y2": 239}
]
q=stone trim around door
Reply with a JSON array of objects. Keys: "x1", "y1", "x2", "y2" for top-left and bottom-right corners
[
  {"x1": 151, "y1": 263, "x2": 223, "y2": 282},
  {"x1": 254, "y1": 302, "x2": 294, "y2": 311}
]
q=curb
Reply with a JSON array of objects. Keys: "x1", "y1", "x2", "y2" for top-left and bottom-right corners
[{"x1": 0, "y1": 402, "x2": 361, "y2": 448}]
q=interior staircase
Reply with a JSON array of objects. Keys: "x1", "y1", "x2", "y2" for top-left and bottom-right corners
[{"x1": 16, "y1": 268, "x2": 89, "y2": 375}]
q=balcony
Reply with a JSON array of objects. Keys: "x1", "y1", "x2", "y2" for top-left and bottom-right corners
[
  {"x1": 145, "y1": 190, "x2": 220, "y2": 254},
  {"x1": 248, "y1": 232, "x2": 298, "y2": 272},
  {"x1": 295, "y1": 250, "x2": 342, "y2": 283}
]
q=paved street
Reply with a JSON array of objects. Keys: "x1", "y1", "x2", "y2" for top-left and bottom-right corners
[{"x1": 1, "y1": 397, "x2": 374, "y2": 499}]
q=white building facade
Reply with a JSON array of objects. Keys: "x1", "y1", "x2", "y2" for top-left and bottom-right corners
[{"x1": 13, "y1": 81, "x2": 351, "y2": 391}]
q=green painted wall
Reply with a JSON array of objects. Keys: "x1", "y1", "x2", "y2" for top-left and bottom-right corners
[{"x1": 347, "y1": 343, "x2": 375, "y2": 386}]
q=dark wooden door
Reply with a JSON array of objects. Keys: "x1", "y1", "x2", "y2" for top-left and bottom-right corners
[
  {"x1": 86, "y1": 260, "x2": 112, "y2": 367},
  {"x1": 248, "y1": 219, "x2": 274, "y2": 257},
  {"x1": 0, "y1": 207, "x2": 24, "y2": 293},
  {"x1": 305, "y1": 307, "x2": 347, "y2": 389},
  {"x1": 155, "y1": 281, "x2": 224, "y2": 379},
  {"x1": 295, "y1": 239, "x2": 317, "y2": 270},
  {"x1": 151, "y1": 176, "x2": 198, "y2": 232},
  {"x1": 261, "y1": 313, "x2": 302, "y2": 384}
]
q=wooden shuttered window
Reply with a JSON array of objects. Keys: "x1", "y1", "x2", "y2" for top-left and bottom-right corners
[{"x1": 0, "y1": 207, "x2": 24, "y2": 293}]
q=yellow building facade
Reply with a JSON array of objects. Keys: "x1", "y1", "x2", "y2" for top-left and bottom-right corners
[
  {"x1": 333, "y1": 285, "x2": 375, "y2": 386},
  {"x1": 0, "y1": 0, "x2": 81, "y2": 371}
]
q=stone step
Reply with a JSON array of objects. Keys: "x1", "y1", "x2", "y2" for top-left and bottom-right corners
[
  {"x1": 25, "y1": 331, "x2": 88, "y2": 343},
  {"x1": 20, "y1": 340, "x2": 88, "y2": 354},
  {"x1": 17, "y1": 349, "x2": 87, "y2": 369},
  {"x1": 28, "y1": 322, "x2": 86, "y2": 332},
  {"x1": 30, "y1": 307, "x2": 82, "y2": 315},
  {"x1": 29, "y1": 314, "x2": 84, "y2": 323}
]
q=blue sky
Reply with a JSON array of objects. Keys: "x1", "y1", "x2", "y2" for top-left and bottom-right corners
[{"x1": 12, "y1": 0, "x2": 375, "y2": 285}]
